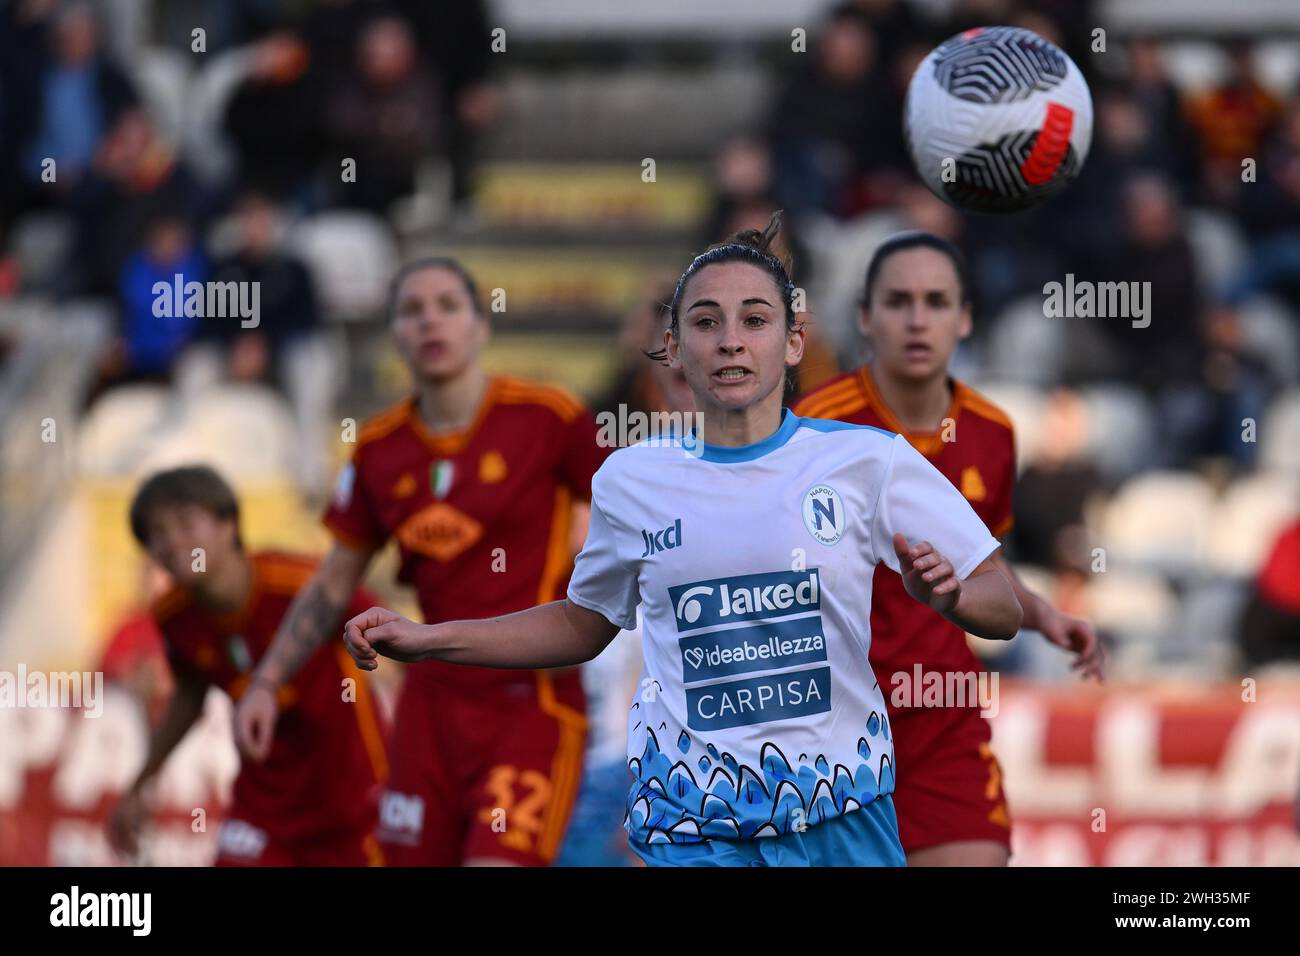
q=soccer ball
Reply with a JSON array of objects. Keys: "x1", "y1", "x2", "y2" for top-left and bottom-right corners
[{"x1": 904, "y1": 25, "x2": 1093, "y2": 213}]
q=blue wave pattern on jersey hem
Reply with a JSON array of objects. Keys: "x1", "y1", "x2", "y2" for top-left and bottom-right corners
[{"x1": 624, "y1": 720, "x2": 895, "y2": 844}]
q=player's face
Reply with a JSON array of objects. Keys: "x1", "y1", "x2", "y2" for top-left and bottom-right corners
[
  {"x1": 390, "y1": 267, "x2": 488, "y2": 384},
  {"x1": 667, "y1": 261, "x2": 804, "y2": 414},
  {"x1": 143, "y1": 505, "x2": 238, "y2": 586},
  {"x1": 860, "y1": 247, "x2": 971, "y2": 382}
]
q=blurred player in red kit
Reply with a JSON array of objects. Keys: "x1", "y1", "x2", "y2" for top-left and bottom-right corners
[
  {"x1": 107, "y1": 465, "x2": 388, "y2": 866},
  {"x1": 234, "y1": 257, "x2": 608, "y2": 865},
  {"x1": 794, "y1": 231, "x2": 1105, "y2": 865}
]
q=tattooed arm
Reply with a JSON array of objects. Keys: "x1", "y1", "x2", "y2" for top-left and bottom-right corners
[{"x1": 232, "y1": 541, "x2": 375, "y2": 761}]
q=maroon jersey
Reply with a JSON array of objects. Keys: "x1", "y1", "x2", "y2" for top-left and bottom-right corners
[
  {"x1": 794, "y1": 366, "x2": 1016, "y2": 680},
  {"x1": 322, "y1": 375, "x2": 608, "y2": 690},
  {"x1": 152, "y1": 551, "x2": 388, "y2": 847}
]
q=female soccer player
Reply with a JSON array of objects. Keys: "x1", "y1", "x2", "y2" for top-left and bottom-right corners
[
  {"x1": 342, "y1": 216, "x2": 1023, "y2": 866},
  {"x1": 793, "y1": 231, "x2": 1104, "y2": 866},
  {"x1": 233, "y1": 257, "x2": 607, "y2": 866},
  {"x1": 110, "y1": 466, "x2": 388, "y2": 866}
]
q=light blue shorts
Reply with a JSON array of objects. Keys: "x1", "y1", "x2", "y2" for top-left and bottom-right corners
[{"x1": 629, "y1": 794, "x2": 906, "y2": 867}]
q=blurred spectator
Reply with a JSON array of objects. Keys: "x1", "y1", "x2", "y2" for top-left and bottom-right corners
[
  {"x1": 110, "y1": 214, "x2": 209, "y2": 381},
  {"x1": 1183, "y1": 40, "x2": 1284, "y2": 207},
  {"x1": 766, "y1": 3, "x2": 905, "y2": 219},
  {"x1": 193, "y1": 191, "x2": 321, "y2": 385},
  {"x1": 1008, "y1": 388, "x2": 1104, "y2": 571},
  {"x1": 297, "y1": 0, "x2": 388, "y2": 85},
  {"x1": 844, "y1": 0, "x2": 927, "y2": 66},
  {"x1": 701, "y1": 137, "x2": 776, "y2": 249},
  {"x1": 323, "y1": 15, "x2": 439, "y2": 214},
  {"x1": 223, "y1": 33, "x2": 322, "y2": 202},
  {"x1": 148, "y1": 0, "x2": 277, "y2": 57},
  {"x1": 394, "y1": 0, "x2": 498, "y2": 203},
  {"x1": 1236, "y1": 98, "x2": 1300, "y2": 241},
  {"x1": 1197, "y1": 302, "x2": 1274, "y2": 467},
  {"x1": 1229, "y1": 100, "x2": 1300, "y2": 313},
  {"x1": 1238, "y1": 518, "x2": 1300, "y2": 667},
  {"x1": 5, "y1": 1, "x2": 138, "y2": 215},
  {"x1": 1067, "y1": 173, "x2": 1219, "y2": 466},
  {"x1": 177, "y1": 191, "x2": 336, "y2": 495},
  {"x1": 1073, "y1": 173, "x2": 1203, "y2": 389},
  {"x1": 1053, "y1": 85, "x2": 1190, "y2": 265},
  {"x1": 1125, "y1": 37, "x2": 1202, "y2": 196},
  {"x1": 63, "y1": 110, "x2": 210, "y2": 297}
]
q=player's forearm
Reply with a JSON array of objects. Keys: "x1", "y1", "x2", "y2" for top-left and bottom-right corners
[
  {"x1": 130, "y1": 679, "x2": 206, "y2": 792},
  {"x1": 418, "y1": 599, "x2": 617, "y2": 669},
  {"x1": 254, "y1": 574, "x2": 348, "y2": 687},
  {"x1": 945, "y1": 567, "x2": 1023, "y2": 640},
  {"x1": 991, "y1": 553, "x2": 1051, "y2": 631}
]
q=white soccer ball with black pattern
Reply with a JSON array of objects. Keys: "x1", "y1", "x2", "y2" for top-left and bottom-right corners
[{"x1": 904, "y1": 25, "x2": 1093, "y2": 213}]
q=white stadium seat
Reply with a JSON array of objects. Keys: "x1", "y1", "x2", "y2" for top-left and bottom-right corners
[
  {"x1": 288, "y1": 212, "x2": 400, "y2": 322},
  {"x1": 178, "y1": 384, "x2": 300, "y2": 481},
  {"x1": 8, "y1": 213, "x2": 75, "y2": 291},
  {"x1": 1078, "y1": 383, "x2": 1159, "y2": 482},
  {"x1": 1088, "y1": 568, "x2": 1180, "y2": 647},
  {"x1": 985, "y1": 295, "x2": 1068, "y2": 386},
  {"x1": 1156, "y1": 40, "x2": 1230, "y2": 92},
  {"x1": 1184, "y1": 207, "x2": 1249, "y2": 296},
  {"x1": 1206, "y1": 471, "x2": 1300, "y2": 575},
  {"x1": 964, "y1": 381, "x2": 1048, "y2": 471},
  {"x1": 1239, "y1": 296, "x2": 1300, "y2": 384},
  {"x1": 1259, "y1": 387, "x2": 1300, "y2": 473},
  {"x1": 1097, "y1": 470, "x2": 1216, "y2": 573},
  {"x1": 78, "y1": 385, "x2": 173, "y2": 476}
]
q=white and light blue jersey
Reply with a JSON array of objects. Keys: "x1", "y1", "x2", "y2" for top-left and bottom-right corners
[{"x1": 566, "y1": 409, "x2": 1000, "y2": 846}]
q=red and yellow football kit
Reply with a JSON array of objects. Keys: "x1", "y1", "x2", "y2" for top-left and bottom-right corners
[
  {"x1": 794, "y1": 367, "x2": 1016, "y2": 853},
  {"x1": 152, "y1": 551, "x2": 388, "y2": 866},
  {"x1": 323, "y1": 375, "x2": 608, "y2": 865}
]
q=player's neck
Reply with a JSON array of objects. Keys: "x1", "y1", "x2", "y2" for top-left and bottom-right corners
[
  {"x1": 869, "y1": 362, "x2": 952, "y2": 432},
  {"x1": 191, "y1": 551, "x2": 253, "y2": 615},
  {"x1": 699, "y1": 395, "x2": 784, "y2": 447},
  {"x1": 415, "y1": 365, "x2": 489, "y2": 434}
]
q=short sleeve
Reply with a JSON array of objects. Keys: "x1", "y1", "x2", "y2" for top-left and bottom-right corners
[
  {"x1": 989, "y1": 428, "x2": 1016, "y2": 539},
  {"x1": 871, "y1": 435, "x2": 1000, "y2": 579},
  {"x1": 566, "y1": 490, "x2": 640, "y2": 631},
  {"x1": 555, "y1": 408, "x2": 611, "y2": 503},
  {"x1": 322, "y1": 453, "x2": 386, "y2": 551}
]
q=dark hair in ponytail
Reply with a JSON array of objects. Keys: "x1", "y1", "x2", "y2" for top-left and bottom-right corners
[{"x1": 646, "y1": 212, "x2": 801, "y2": 363}]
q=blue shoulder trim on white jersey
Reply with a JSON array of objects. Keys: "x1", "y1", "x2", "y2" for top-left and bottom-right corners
[{"x1": 796, "y1": 415, "x2": 897, "y2": 440}]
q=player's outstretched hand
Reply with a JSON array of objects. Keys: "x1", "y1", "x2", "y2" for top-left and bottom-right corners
[
  {"x1": 344, "y1": 607, "x2": 429, "y2": 670},
  {"x1": 106, "y1": 787, "x2": 146, "y2": 858},
  {"x1": 233, "y1": 682, "x2": 279, "y2": 763},
  {"x1": 1036, "y1": 606, "x2": 1105, "y2": 681},
  {"x1": 894, "y1": 533, "x2": 961, "y2": 614}
]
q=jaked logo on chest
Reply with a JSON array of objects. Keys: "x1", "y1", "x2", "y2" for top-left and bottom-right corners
[{"x1": 669, "y1": 568, "x2": 819, "y2": 632}]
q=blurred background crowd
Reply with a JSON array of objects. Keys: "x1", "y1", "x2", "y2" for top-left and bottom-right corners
[{"x1": 1, "y1": 0, "x2": 1299, "y2": 865}]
